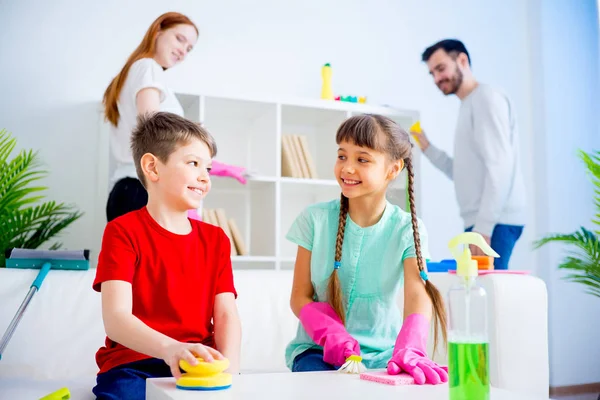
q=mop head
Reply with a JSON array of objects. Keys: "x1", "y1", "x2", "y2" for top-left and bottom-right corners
[
  {"x1": 5, "y1": 248, "x2": 90, "y2": 270},
  {"x1": 176, "y1": 357, "x2": 232, "y2": 391},
  {"x1": 338, "y1": 355, "x2": 367, "y2": 374}
]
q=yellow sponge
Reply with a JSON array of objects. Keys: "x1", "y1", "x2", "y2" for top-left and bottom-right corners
[
  {"x1": 179, "y1": 358, "x2": 230, "y2": 375},
  {"x1": 410, "y1": 121, "x2": 422, "y2": 147},
  {"x1": 177, "y1": 373, "x2": 232, "y2": 390},
  {"x1": 176, "y1": 357, "x2": 232, "y2": 391},
  {"x1": 410, "y1": 121, "x2": 421, "y2": 133}
]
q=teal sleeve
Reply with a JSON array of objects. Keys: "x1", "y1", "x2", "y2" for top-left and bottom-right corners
[
  {"x1": 402, "y1": 218, "x2": 431, "y2": 262},
  {"x1": 285, "y1": 207, "x2": 315, "y2": 251}
]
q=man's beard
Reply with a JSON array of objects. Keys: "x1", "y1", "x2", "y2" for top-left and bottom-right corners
[{"x1": 438, "y1": 68, "x2": 463, "y2": 95}]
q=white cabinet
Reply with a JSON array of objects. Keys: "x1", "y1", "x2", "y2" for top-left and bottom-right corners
[{"x1": 176, "y1": 93, "x2": 422, "y2": 270}]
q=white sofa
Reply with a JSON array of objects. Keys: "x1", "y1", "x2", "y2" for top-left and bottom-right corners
[{"x1": 0, "y1": 268, "x2": 549, "y2": 399}]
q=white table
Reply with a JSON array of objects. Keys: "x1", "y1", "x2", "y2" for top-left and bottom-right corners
[{"x1": 146, "y1": 371, "x2": 550, "y2": 400}]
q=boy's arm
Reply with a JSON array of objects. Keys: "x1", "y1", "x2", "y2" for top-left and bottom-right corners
[
  {"x1": 102, "y1": 280, "x2": 222, "y2": 377},
  {"x1": 101, "y1": 280, "x2": 176, "y2": 359},
  {"x1": 213, "y1": 292, "x2": 242, "y2": 373}
]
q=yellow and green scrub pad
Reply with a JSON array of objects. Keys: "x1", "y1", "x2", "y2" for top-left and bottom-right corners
[{"x1": 176, "y1": 357, "x2": 232, "y2": 391}]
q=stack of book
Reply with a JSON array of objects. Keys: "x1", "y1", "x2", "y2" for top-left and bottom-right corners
[
  {"x1": 281, "y1": 134, "x2": 318, "y2": 179},
  {"x1": 201, "y1": 208, "x2": 248, "y2": 256}
]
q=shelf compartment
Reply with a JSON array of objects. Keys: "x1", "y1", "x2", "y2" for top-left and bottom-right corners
[
  {"x1": 203, "y1": 96, "x2": 278, "y2": 178},
  {"x1": 202, "y1": 179, "x2": 275, "y2": 258}
]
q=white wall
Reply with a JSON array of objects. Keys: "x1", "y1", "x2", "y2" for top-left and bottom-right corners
[
  {"x1": 0, "y1": 0, "x2": 597, "y2": 387},
  {"x1": 528, "y1": 0, "x2": 600, "y2": 388}
]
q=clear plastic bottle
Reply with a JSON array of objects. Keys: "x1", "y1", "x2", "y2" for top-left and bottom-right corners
[{"x1": 447, "y1": 233, "x2": 499, "y2": 400}]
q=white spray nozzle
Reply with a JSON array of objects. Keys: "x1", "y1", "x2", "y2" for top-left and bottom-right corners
[{"x1": 448, "y1": 232, "x2": 500, "y2": 278}]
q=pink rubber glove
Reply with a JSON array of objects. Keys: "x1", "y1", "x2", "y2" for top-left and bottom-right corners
[
  {"x1": 210, "y1": 160, "x2": 247, "y2": 184},
  {"x1": 387, "y1": 313, "x2": 448, "y2": 385},
  {"x1": 299, "y1": 302, "x2": 361, "y2": 367}
]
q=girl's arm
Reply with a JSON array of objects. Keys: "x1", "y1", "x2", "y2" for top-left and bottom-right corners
[
  {"x1": 101, "y1": 280, "x2": 222, "y2": 377},
  {"x1": 136, "y1": 88, "x2": 161, "y2": 115},
  {"x1": 402, "y1": 257, "x2": 433, "y2": 319},
  {"x1": 290, "y1": 246, "x2": 314, "y2": 317},
  {"x1": 213, "y1": 292, "x2": 242, "y2": 373}
]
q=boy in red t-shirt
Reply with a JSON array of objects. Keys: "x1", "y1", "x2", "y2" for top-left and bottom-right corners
[{"x1": 92, "y1": 112, "x2": 241, "y2": 400}]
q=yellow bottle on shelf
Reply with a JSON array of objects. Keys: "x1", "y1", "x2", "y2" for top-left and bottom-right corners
[{"x1": 321, "y1": 63, "x2": 334, "y2": 100}]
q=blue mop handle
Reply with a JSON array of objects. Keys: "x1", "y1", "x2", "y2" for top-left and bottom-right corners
[
  {"x1": 31, "y1": 261, "x2": 52, "y2": 289},
  {"x1": 0, "y1": 261, "x2": 52, "y2": 360}
]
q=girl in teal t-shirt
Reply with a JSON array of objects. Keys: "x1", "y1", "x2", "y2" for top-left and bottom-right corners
[{"x1": 286, "y1": 114, "x2": 448, "y2": 385}]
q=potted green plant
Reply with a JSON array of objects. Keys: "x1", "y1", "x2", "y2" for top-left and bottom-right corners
[
  {"x1": 0, "y1": 128, "x2": 83, "y2": 267},
  {"x1": 533, "y1": 149, "x2": 600, "y2": 298}
]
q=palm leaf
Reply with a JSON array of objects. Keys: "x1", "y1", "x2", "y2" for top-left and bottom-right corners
[
  {"x1": 533, "y1": 228, "x2": 600, "y2": 298},
  {"x1": 0, "y1": 129, "x2": 83, "y2": 267},
  {"x1": 0, "y1": 129, "x2": 17, "y2": 166},
  {"x1": 533, "y1": 148, "x2": 600, "y2": 298},
  {"x1": 579, "y1": 149, "x2": 600, "y2": 233},
  {"x1": 1, "y1": 202, "x2": 78, "y2": 245},
  {"x1": 0, "y1": 149, "x2": 47, "y2": 212}
]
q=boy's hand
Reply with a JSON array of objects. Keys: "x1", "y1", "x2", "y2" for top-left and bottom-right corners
[{"x1": 161, "y1": 341, "x2": 224, "y2": 378}]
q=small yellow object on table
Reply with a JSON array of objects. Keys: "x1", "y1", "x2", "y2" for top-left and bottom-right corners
[{"x1": 39, "y1": 387, "x2": 70, "y2": 400}]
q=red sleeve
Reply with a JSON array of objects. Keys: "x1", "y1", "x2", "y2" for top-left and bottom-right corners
[
  {"x1": 215, "y1": 229, "x2": 237, "y2": 298},
  {"x1": 92, "y1": 221, "x2": 137, "y2": 292}
]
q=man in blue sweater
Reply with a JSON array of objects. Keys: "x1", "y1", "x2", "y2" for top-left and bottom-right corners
[{"x1": 414, "y1": 39, "x2": 526, "y2": 270}]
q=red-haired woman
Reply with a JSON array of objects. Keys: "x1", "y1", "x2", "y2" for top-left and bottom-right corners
[{"x1": 103, "y1": 12, "x2": 246, "y2": 223}]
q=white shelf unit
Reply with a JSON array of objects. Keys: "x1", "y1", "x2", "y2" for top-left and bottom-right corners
[{"x1": 176, "y1": 93, "x2": 422, "y2": 271}]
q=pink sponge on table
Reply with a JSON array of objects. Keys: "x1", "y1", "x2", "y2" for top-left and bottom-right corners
[{"x1": 360, "y1": 371, "x2": 415, "y2": 385}]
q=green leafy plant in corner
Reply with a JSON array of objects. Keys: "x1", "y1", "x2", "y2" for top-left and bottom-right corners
[
  {"x1": 0, "y1": 128, "x2": 83, "y2": 267},
  {"x1": 533, "y1": 149, "x2": 600, "y2": 298}
]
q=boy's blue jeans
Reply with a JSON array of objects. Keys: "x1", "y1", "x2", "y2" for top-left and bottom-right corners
[
  {"x1": 465, "y1": 224, "x2": 524, "y2": 270},
  {"x1": 291, "y1": 348, "x2": 336, "y2": 372},
  {"x1": 92, "y1": 358, "x2": 172, "y2": 400}
]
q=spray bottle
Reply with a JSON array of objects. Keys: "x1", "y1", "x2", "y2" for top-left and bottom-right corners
[{"x1": 447, "y1": 232, "x2": 499, "y2": 400}]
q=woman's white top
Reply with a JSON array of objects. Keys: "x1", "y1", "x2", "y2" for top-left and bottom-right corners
[{"x1": 109, "y1": 58, "x2": 184, "y2": 184}]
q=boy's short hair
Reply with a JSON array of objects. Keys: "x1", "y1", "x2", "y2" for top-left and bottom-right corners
[{"x1": 131, "y1": 112, "x2": 217, "y2": 187}]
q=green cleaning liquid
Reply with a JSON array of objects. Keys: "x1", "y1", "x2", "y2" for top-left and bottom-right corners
[{"x1": 449, "y1": 341, "x2": 489, "y2": 400}]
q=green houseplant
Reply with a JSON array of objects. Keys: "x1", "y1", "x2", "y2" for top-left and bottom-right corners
[
  {"x1": 0, "y1": 128, "x2": 83, "y2": 267},
  {"x1": 533, "y1": 149, "x2": 600, "y2": 298}
]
